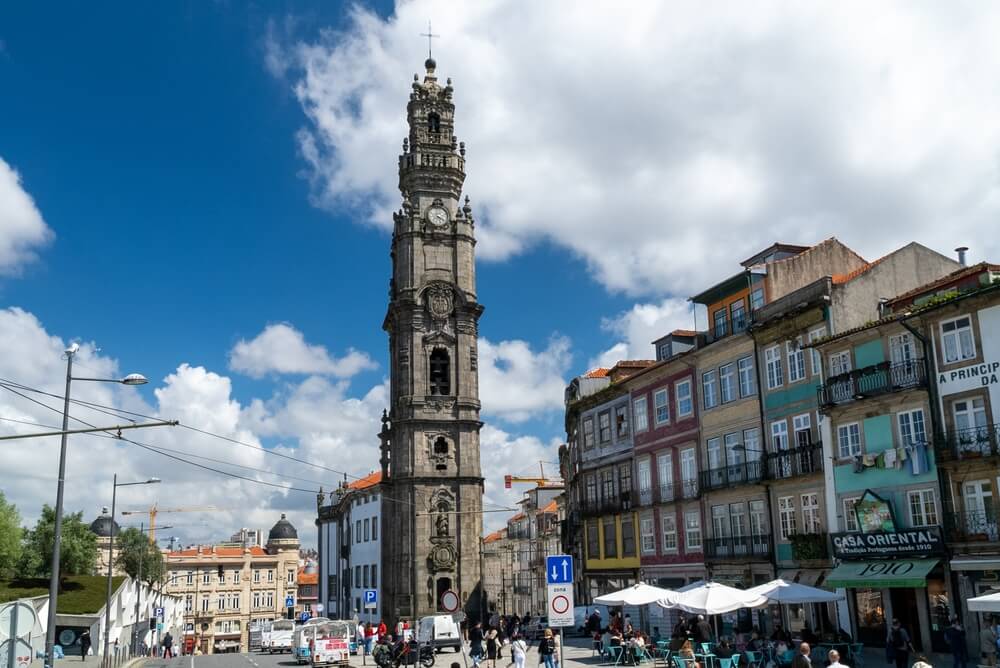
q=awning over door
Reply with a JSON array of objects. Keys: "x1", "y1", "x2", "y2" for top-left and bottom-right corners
[
  {"x1": 777, "y1": 569, "x2": 828, "y2": 588},
  {"x1": 826, "y1": 559, "x2": 938, "y2": 589}
]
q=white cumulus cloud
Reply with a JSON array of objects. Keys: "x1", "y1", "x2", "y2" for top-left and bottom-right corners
[
  {"x1": 0, "y1": 157, "x2": 53, "y2": 276},
  {"x1": 229, "y1": 323, "x2": 376, "y2": 379},
  {"x1": 590, "y1": 297, "x2": 693, "y2": 368},
  {"x1": 479, "y1": 424, "x2": 563, "y2": 533},
  {"x1": 272, "y1": 1, "x2": 1000, "y2": 297},
  {"x1": 478, "y1": 336, "x2": 571, "y2": 423}
]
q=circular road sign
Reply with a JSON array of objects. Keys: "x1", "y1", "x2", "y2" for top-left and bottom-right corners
[
  {"x1": 440, "y1": 590, "x2": 460, "y2": 613},
  {"x1": 550, "y1": 594, "x2": 570, "y2": 615}
]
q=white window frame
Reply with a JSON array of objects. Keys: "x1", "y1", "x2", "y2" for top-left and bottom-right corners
[
  {"x1": 829, "y1": 350, "x2": 852, "y2": 377},
  {"x1": 633, "y1": 396, "x2": 649, "y2": 433},
  {"x1": 940, "y1": 315, "x2": 976, "y2": 364},
  {"x1": 640, "y1": 514, "x2": 656, "y2": 555},
  {"x1": 843, "y1": 496, "x2": 861, "y2": 532},
  {"x1": 661, "y1": 512, "x2": 678, "y2": 553},
  {"x1": 787, "y1": 338, "x2": 806, "y2": 383},
  {"x1": 801, "y1": 493, "x2": 821, "y2": 534},
  {"x1": 953, "y1": 397, "x2": 988, "y2": 432},
  {"x1": 637, "y1": 457, "x2": 652, "y2": 494},
  {"x1": 908, "y1": 489, "x2": 938, "y2": 527},
  {"x1": 837, "y1": 422, "x2": 862, "y2": 458},
  {"x1": 657, "y1": 452, "x2": 673, "y2": 494},
  {"x1": 654, "y1": 389, "x2": 670, "y2": 425},
  {"x1": 684, "y1": 511, "x2": 702, "y2": 551},
  {"x1": 676, "y1": 379, "x2": 693, "y2": 417},
  {"x1": 583, "y1": 417, "x2": 595, "y2": 448},
  {"x1": 771, "y1": 420, "x2": 788, "y2": 452},
  {"x1": 778, "y1": 496, "x2": 797, "y2": 540},
  {"x1": 898, "y1": 408, "x2": 927, "y2": 447},
  {"x1": 792, "y1": 413, "x2": 812, "y2": 446},
  {"x1": 707, "y1": 437, "x2": 723, "y2": 470},
  {"x1": 738, "y1": 356, "x2": 756, "y2": 397},
  {"x1": 702, "y1": 370, "x2": 719, "y2": 410},
  {"x1": 765, "y1": 346, "x2": 784, "y2": 389},
  {"x1": 808, "y1": 327, "x2": 826, "y2": 376},
  {"x1": 720, "y1": 363, "x2": 736, "y2": 403}
]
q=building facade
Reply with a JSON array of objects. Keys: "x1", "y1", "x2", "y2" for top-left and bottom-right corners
[
  {"x1": 162, "y1": 516, "x2": 300, "y2": 654},
  {"x1": 316, "y1": 472, "x2": 382, "y2": 621},
  {"x1": 379, "y1": 56, "x2": 484, "y2": 624}
]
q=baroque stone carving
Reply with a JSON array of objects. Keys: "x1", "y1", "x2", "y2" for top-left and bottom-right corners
[{"x1": 427, "y1": 283, "x2": 453, "y2": 319}]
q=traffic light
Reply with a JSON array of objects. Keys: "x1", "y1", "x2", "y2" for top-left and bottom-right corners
[{"x1": 149, "y1": 619, "x2": 156, "y2": 630}]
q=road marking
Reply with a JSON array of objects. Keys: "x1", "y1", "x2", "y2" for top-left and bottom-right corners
[{"x1": 189, "y1": 655, "x2": 194, "y2": 668}]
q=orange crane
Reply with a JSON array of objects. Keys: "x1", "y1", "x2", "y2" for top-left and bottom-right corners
[
  {"x1": 504, "y1": 462, "x2": 563, "y2": 489},
  {"x1": 120, "y1": 504, "x2": 228, "y2": 542}
]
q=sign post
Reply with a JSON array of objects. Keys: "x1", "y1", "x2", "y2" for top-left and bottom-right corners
[{"x1": 545, "y1": 555, "x2": 574, "y2": 662}]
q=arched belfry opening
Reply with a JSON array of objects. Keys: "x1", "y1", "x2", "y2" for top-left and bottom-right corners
[
  {"x1": 428, "y1": 112, "x2": 441, "y2": 134},
  {"x1": 429, "y1": 348, "x2": 450, "y2": 395}
]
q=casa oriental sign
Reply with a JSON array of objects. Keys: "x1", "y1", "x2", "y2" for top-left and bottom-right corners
[{"x1": 832, "y1": 527, "x2": 944, "y2": 559}]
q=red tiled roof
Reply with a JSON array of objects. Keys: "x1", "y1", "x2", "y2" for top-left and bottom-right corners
[
  {"x1": 584, "y1": 368, "x2": 610, "y2": 378},
  {"x1": 484, "y1": 530, "x2": 505, "y2": 544},
  {"x1": 889, "y1": 262, "x2": 1000, "y2": 305},
  {"x1": 348, "y1": 471, "x2": 382, "y2": 490},
  {"x1": 670, "y1": 329, "x2": 696, "y2": 337},
  {"x1": 612, "y1": 360, "x2": 656, "y2": 368},
  {"x1": 540, "y1": 500, "x2": 558, "y2": 514},
  {"x1": 167, "y1": 545, "x2": 268, "y2": 558},
  {"x1": 297, "y1": 571, "x2": 318, "y2": 585},
  {"x1": 508, "y1": 512, "x2": 526, "y2": 522}
]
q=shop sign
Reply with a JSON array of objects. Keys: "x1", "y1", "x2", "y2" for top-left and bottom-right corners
[
  {"x1": 938, "y1": 360, "x2": 1000, "y2": 395},
  {"x1": 832, "y1": 527, "x2": 944, "y2": 559},
  {"x1": 853, "y1": 490, "x2": 897, "y2": 533}
]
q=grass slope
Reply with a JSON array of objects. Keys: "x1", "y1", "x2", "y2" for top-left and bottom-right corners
[{"x1": 0, "y1": 576, "x2": 126, "y2": 614}]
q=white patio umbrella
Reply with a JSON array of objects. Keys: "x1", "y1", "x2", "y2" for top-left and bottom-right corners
[
  {"x1": 658, "y1": 582, "x2": 768, "y2": 615},
  {"x1": 594, "y1": 582, "x2": 676, "y2": 606},
  {"x1": 969, "y1": 591, "x2": 1000, "y2": 612},
  {"x1": 746, "y1": 579, "x2": 844, "y2": 604}
]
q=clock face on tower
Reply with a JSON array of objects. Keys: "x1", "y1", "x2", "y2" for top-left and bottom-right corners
[{"x1": 427, "y1": 206, "x2": 448, "y2": 227}]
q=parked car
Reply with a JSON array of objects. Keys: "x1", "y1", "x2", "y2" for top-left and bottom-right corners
[{"x1": 525, "y1": 617, "x2": 549, "y2": 640}]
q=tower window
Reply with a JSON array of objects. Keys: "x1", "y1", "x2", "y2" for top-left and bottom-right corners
[
  {"x1": 434, "y1": 436, "x2": 448, "y2": 470},
  {"x1": 428, "y1": 112, "x2": 441, "y2": 133},
  {"x1": 429, "y1": 349, "x2": 450, "y2": 395}
]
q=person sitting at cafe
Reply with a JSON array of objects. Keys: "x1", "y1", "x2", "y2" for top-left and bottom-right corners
[
  {"x1": 679, "y1": 640, "x2": 702, "y2": 668},
  {"x1": 715, "y1": 640, "x2": 735, "y2": 659},
  {"x1": 771, "y1": 623, "x2": 792, "y2": 644},
  {"x1": 610, "y1": 629, "x2": 624, "y2": 647},
  {"x1": 746, "y1": 630, "x2": 764, "y2": 652}
]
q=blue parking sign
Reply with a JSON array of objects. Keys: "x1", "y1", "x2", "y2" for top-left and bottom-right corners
[
  {"x1": 364, "y1": 590, "x2": 377, "y2": 608},
  {"x1": 545, "y1": 555, "x2": 573, "y2": 584}
]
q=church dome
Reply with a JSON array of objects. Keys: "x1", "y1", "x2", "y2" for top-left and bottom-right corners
[
  {"x1": 268, "y1": 514, "x2": 298, "y2": 541},
  {"x1": 424, "y1": 57, "x2": 436, "y2": 72},
  {"x1": 89, "y1": 507, "x2": 120, "y2": 538}
]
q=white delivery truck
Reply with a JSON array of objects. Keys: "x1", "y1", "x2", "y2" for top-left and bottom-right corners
[{"x1": 416, "y1": 615, "x2": 463, "y2": 653}]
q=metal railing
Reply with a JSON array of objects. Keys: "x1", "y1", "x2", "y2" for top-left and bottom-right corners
[
  {"x1": 699, "y1": 461, "x2": 765, "y2": 491},
  {"x1": 704, "y1": 534, "x2": 773, "y2": 561},
  {"x1": 581, "y1": 496, "x2": 624, "y2": 517},
  {"x1": 936, "y1": 424, "x2": 1000, "y2": 460},
  {"x1": 656, "y1": 483, "x2": 677, "y2": 504},
  {"x1": 636, "y1": 486, "x2": 653, "y2": 506},
  {"x1": 766, "y1": 442, "x2": 823, "y2": 479},
  {"x1": 818, "y1": 359, "x2": 927, "y2": 407},
  {"x1": 944, "y1": 508, "x2": 1000, "y2": 543}
]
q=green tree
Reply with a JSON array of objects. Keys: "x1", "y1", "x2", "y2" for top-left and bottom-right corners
[
  {"x1": 18, "y1": 505, "x2": 98, "y2": 577},
  {"x1": 0, "y1": 490, "x2": 23, "y2": 578},
  {"x1": 114, "y1": 527, "x2": 164, "y2": 584}
]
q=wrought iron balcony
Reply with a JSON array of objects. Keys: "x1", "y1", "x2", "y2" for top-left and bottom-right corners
[
  {"x1": 580, "y1": 496, "x2": 624, "y2": 518},
  {"x1": 818, "y1": 359, "x2": 927, "y2": 408},
  {"x1": 699, "y1": 461, "x2": 765, "y2": 491},
  {"x1": 704, "y1": 534, "x2": 773, "y2": 561},
  {"x1": 936, "y1": 424, "x2": 1000, "y2": 461},
  {"x1": 636, "y1": 485, "x2": 654, "y2": 507},
  {"x1": 944, "y1": 508, "x2": 1000, "y2": 543},
  {"x1": 767, "y1": 443, "x2": 823, "y2": 480},
  {"x1": 656, "y1": 483, "x2": 677, "y2": 504}
]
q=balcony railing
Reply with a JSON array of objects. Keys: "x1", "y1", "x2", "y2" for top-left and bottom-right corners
[
  {"x1": 699, "y1": 461, "x2": 765, "y2": 491},
  {"x1": 767, "y1": 443, "x2": 823, "y2": 479},
  {"x1": 818, "y1": 359, "x2": 927, "y2": 407},
  {"x1": 581, "y1": 496, "x2": 624, "y2": 517},
  {"x1": 656, "y1": 484, "x2": 677, "y2": 504},
  {"x1": 936, "y1": 424, "x2": 1000, "y2": 461},
  {"x1": 637, "y1": 486, "x2": 654, "y2": 507},
  {"x1": 680, "y1": 480, "x2": 699, "y2": 499},
  {"x1": 704, "y1": 534, "x2": 773, "y2": 561},
  {"x1": 944, "y1": 509, "x2": 1000, "y2": 543}
]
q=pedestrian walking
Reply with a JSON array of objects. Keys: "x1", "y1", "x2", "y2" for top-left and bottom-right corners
[
  {"x1": 981, "y1": 619, "x2": 997, "y2": 668},
  {"x1": 791, "y1": 643, "x2": 811, "y2": 668},
  {"x1": 162, "y1": 632, "x2": 174, "y2": 659},
  {"x1": 486, "y1": 627, "x2": 499, "y2": 668},
  {"x1": 538, "y1": 629, "x2": 556, "y2": 668},
  {"x1": 470, "y1": 622, "x2": 485, "y2": 668},
  {"x1": 511, "y1": 634, "x2": 527, "y2": 668},
  {"x1": 944, "y1": 617, "x2": 967, "y2": 668},
  {"x1": 887, "y1": 618, "x2": 915, "y2": 668},
  {"x1": 79, "y1": 630, "x2": 91, "y2": 661}
]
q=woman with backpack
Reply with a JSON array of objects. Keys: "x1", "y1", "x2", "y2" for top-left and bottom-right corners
[
  {"x1": 538, "y1": 629, "x2": 557, "y2": 668},
  {"x1": 887, "y1": 618, "x2": 915, "y2": 668}
]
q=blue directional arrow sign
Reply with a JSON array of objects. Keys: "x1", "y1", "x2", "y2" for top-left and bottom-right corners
[
  {"x1": 285, "y1": 596, "x2": 295, "y2": 608},
  {"x1": 545, "y1": 554, "x2": 573, "y2": 585}
]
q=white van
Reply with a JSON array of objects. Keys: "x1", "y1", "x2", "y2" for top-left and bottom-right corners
[
  {"x1": 416, "y1": 615, "x2": 462, "y2": 653},
  {"x1": 269, "y1": 619, "x2": 296, "y2": 653}
]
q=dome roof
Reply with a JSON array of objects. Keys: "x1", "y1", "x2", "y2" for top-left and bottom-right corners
[
  {"x1": 89, "y1": 507, "x2": 120, "y2": 538},
  {"x1": 304, "y1": 561, "x2": 318, "y2": 575},
  {"x1": 268, "y1": 514, "x2": 298, "y2": 541}
]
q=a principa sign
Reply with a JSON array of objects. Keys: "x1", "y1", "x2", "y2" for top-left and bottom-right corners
[{"x1": 832, "y1": 527, "x2": 944, "y2": 559}]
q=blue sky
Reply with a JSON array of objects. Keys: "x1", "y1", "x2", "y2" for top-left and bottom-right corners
[{"x1": 2, "y1": 1, "x2": 998, "y2": 544}]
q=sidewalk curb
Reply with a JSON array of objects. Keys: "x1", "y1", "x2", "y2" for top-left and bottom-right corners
[{"x1": 121, "y1": 657, "x2": 148, "y2": 668}]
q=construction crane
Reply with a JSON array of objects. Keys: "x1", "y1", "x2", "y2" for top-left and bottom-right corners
[
  {"x1": 120, "y1": 504, "x2": 228, "y2": 542},
  {"x1": 504, "y1": 462, "x2": 563, "y2": 489}
]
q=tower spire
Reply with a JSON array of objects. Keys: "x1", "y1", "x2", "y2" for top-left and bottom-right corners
[{"x1": 420, "y1": 21, "x2": 439, "y2": 60}]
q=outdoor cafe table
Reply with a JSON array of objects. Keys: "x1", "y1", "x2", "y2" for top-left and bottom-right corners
[{"x1": 696, "y1": 651, "x2": 717, "y2": 668}]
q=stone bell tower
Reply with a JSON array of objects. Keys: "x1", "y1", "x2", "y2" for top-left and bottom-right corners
[{"x1": 379, "y1": 56, "x2": 484, "y2": 623}]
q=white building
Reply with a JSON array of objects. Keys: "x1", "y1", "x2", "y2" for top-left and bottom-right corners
[{"x1": 317, "y1": 472, "x2": 382, "y2": 622}]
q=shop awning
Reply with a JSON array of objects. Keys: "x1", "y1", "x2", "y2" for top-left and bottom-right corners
[
  {"x1": 777, "y1": 569, "x2": 827, "y2": 588},
  {"x1": 951, "y1": 558, "x2": 1000, "y2": 571},
  {"x1": 826, "y1": 559, "x2": 938, "y2": 589}
]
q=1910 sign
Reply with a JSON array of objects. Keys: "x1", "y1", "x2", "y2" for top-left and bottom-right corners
[{"x1": 831, "y1": 527, "x2": 944, "y2": 559}]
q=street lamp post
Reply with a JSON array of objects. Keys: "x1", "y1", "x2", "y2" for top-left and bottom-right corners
[
  {"x1": 103, "y1": 476, "x2": 160, "y2": 667},
  {"x1": 44, "y1": 344, "x2": 150, "y2": 668}
]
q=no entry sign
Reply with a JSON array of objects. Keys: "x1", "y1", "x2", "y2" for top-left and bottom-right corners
[{"x1": 546, "y1": 584, "x2": 574, "y2": 627}]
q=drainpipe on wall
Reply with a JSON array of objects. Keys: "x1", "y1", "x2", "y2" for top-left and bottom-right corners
[{"x1": 746, "y1": 317, "x2": 779, "y2": 584}]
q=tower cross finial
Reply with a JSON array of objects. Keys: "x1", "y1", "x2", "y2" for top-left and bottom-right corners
[{"x1": 420, "y1": 21, "x2": 439, "y2": 59}]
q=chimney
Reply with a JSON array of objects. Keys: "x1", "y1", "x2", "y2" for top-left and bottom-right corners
[{"x1": 956, "y1": 246, "x2": 969, "y2": 267}]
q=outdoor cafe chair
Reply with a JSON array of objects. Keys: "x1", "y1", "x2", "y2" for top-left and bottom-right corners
[
  {"x1": 634, "y1": 647, "x2": 654, "y2": 664},
  {"x1": 848, "y1": 644, "x2": 865, "y2": 668},
  {"x1": 605, "y1": 645, "x2": 625, "y2": 666},
  {"x1": 673, "y1": 656, "x2": 697, "y2": 668},
  {"x1": 715, "y1": 654, "x2": 740, "y2": 668}
]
